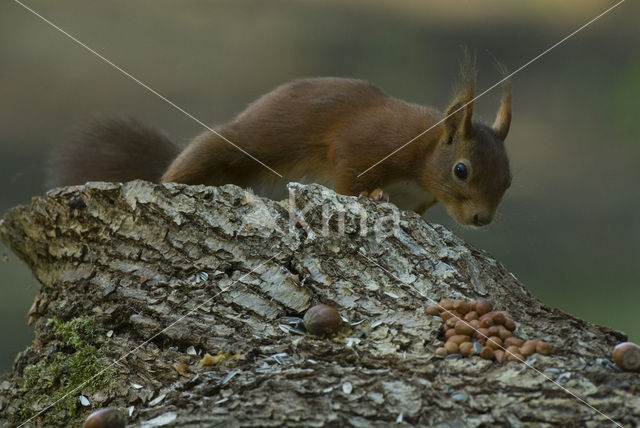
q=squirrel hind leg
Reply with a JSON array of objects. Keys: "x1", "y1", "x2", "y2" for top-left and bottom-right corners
[{"x1": 47, "y1": 117, "x2": 180, "y2": 188}]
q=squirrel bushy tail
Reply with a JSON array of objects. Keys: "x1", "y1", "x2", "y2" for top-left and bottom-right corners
[{"x1": 48, "y1": 117, "x2": 181, "y2": 187}]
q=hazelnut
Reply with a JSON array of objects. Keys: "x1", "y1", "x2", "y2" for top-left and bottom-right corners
[
  {"x1": 507, "y1": 351, "x2": 525, "y2": 362},
  {"x1": 444, "y1": 341, "x2": 459, "y2": 354},
  {"x1": 425, "y1": 306, "x2": 440, "y2": 316},
  {"x1": 504, "y1": 337, "x2": 524, "y2": 348},
  {"x1": 459, "y1": 341, "x2": 474, "y2": 357},
  {"x1": 503, "y1": 316, "x2": 516, "y2": 331},
  {"x1": 486, "y1": 336, "x2": 502, "y2": 350},
  {"x1": 478, "y1": 312, "x2": 493, "y2": 322},
  {"x1": 445, "y1": 328, "x2": 457, "y2": 340},
  {"x1": 470, "y1": 299, "x2": 477, "y2": 311},
  {"x1": 441, "y1": 310, "x2": 461, "y2": 322},
  {"x1": 519, "y1": 341, "x2": 537, "y2": 356},
  {"x1": 475, "y1": 327, "x2": 491, "y2": 340},
  {"x1": 453, "y1": 301, "x2": 471, "y2": 315},
  {"x1": 494, "y1": 349, "x2": 505, "y2": 363},
  {"x1": 480, "y1": 317, "x2": 494, "y2": 328},
  {"x1": 438, "y1": 299, "x2": 454, "y2": 310},
  {"x1": 83, "y1": 408, "x2": 126, "y2": 428},
  {"x1": 303, "y1": 304, "x2": 342, "y2": 336},
  {"x1": 497, "y1": 326, "x2": 512, "y2": 340},
  {"x1": 435, "y1": 347, "x2": 448, "y2": 357},
  {"x1": 448, "y1": 334, "x2": 471, "y2": 345},
  {"x1": 479, "y1": 346, "x2": 495, "y2": 360},
  {"x1": 492, "y1": 312, "x2": 506, "y2": 325},
  {"x1": 469, "y1": 319, "x2": 480, "y2": 329},
  {"x1": 506, "y1": 345, "x2": 520, "y2": 357},
  {"x1": 454, "y1": 320, "x2": 475, "y2": 336},
  {"x1": 488, "y1": 326, "x2": 500, "y2": 337},
  {"x1": 475, "y1": 298, "x2": 492, "y2": 315},
  {"x1": 536, "y1": 341, "x2": 551, "y2": 356},
  {"x1": 612, "y1": 342, "x2": 640, "y2": 373},
  {"x1": 464, "y1": 311, "x2": 478, "y2": 322},
  {"x1": 446, "y1": 317, "x2": 458, "y2": 328}
]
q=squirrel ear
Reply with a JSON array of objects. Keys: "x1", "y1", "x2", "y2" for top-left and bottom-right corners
[
  {"x1": 443, "y1": 97, "x2": 473, "y2": 139},
  {"x1": 492, "y1": 80, "x2": 511, "y2": 142}
]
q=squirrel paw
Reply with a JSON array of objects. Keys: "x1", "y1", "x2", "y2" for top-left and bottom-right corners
[{"x1": 359, "y1": 188, "x2": 390, "y2": 202}]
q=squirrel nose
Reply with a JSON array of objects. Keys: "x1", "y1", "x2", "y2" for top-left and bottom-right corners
[{"x1": 473, "y1": 212, "x2": 492, "y2": 226}]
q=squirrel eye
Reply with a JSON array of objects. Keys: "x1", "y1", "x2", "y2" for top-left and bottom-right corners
[{"x1": 454, "y1": 162, "x2": 468, "y2": 180}]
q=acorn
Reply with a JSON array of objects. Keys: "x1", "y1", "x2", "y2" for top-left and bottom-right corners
[
  {"x1": 612, "y1": 342, "x2": 640, "y2": 373},
  {"x1": 83, "y1": 408, "x2": 126, "y2": 428},
  {"x1": 303, "y1": 304, "x2": 342, "y2": 336}
]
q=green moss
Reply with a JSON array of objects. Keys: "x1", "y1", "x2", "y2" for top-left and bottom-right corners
[{"x1": 19, "y1": 317, "x2": 113, "y2": 426}]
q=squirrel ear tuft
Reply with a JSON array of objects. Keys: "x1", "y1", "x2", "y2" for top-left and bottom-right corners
[{"x1": 444, "y1": 49, "x2": 476, "y2": 139}]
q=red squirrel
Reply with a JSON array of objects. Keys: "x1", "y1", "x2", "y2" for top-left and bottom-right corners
[{"x1": 51, "y1": 59, "x2": 511, "y2": 226}]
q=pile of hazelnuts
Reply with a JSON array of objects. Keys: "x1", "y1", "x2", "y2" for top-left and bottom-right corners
[{"x1": 425, "y1": 298, "x2": 550, "y2": 363}]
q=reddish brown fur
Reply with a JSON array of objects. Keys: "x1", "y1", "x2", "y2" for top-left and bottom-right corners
[{"x1": 53, "y1": 59, "x2": 512, "y2": 226}]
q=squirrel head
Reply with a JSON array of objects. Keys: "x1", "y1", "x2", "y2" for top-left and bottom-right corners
[{"x1": 422, "y1": 61, "x2": 512, "y2": 227}]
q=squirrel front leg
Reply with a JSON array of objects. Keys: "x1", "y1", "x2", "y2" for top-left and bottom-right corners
[
  {"x1": 333, "y1": 160, "x2": 389, "y2": 201},
  {"x1": 359, "y1": 188, "x2": 390, "y2": 202}
]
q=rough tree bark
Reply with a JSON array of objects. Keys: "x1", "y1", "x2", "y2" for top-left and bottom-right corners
[{"x1": 0, "y1": 181, "x2": 638, "y2": 427}]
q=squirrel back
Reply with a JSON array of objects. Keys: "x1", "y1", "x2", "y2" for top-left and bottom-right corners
[
  {"x1": 48, "y1": 117, "x2": 180, "y2": 187},
  {"x1": 48, "y1": 56, "x2": 512, "y2": 226}
]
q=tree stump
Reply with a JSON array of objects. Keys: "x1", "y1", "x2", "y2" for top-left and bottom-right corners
[{"x1": 0, "y1": 181, "x2": 637, "y2": 427}]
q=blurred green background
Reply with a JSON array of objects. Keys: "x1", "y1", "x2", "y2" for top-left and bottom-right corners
[{"x1": 1, "y1": 0, "x2": 638, "y2": 373}]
